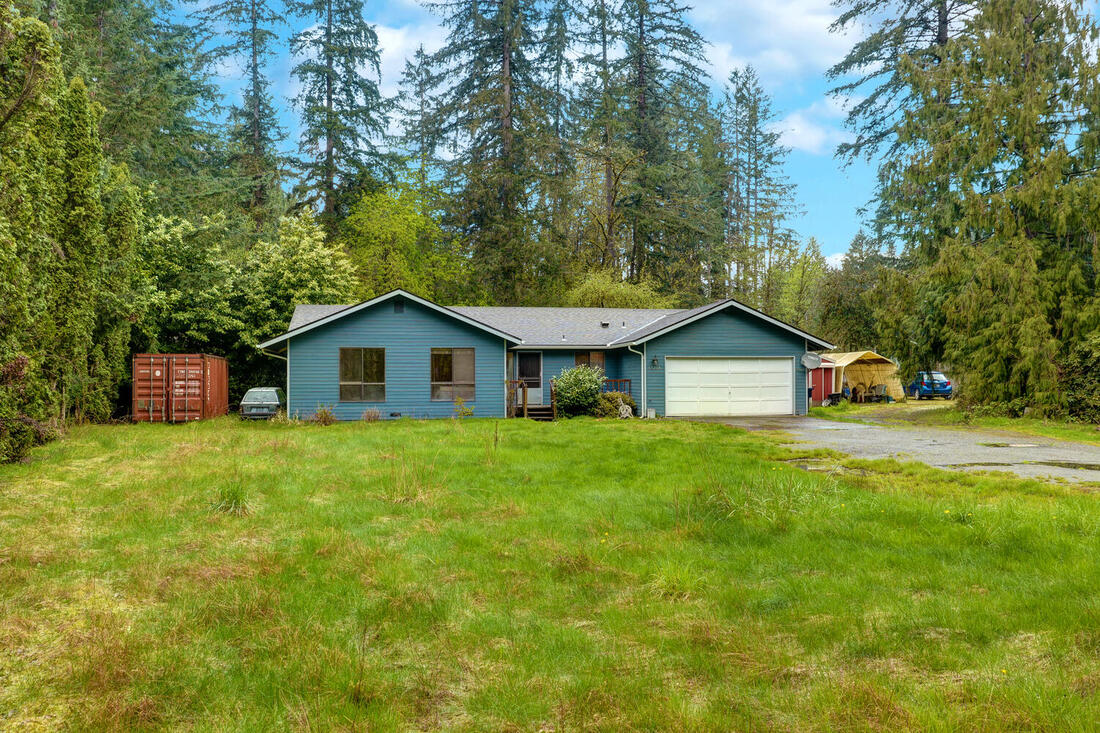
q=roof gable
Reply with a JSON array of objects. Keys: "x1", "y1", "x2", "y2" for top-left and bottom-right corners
[
  {"x1": 256, "y1": 290, "x2": 522, "y2": 349},
  {"x1": 610, "y1": 299, "x2": 834, "y2": 350}
]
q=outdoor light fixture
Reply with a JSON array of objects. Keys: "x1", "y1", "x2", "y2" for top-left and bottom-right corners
[{"x1": 651, "y1": 358, "x2": 658, "y2": 367}]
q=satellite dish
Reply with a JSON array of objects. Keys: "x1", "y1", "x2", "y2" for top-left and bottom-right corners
[{"x1": 801, "y1": 352, "x2": 823, "y2": 370}]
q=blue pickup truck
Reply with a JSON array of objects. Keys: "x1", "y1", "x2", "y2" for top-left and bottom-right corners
[{"x1": 907, "y1": 371, "x2": 953, "y2": 400}]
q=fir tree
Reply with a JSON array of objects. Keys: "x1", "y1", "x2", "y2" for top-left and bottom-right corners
[
  {"x1": 715, "y1": 66, "x2": 799, "y2": 310},
  {"x1": 54, "y1": 0, "x2": 225, "y2": 214},
  {"x1": 877, "y1": 0, "x2": 1100, "y2": 410},
  {"x1": 193, "y1": 0, "x2": 288, "y2": 228},
  {"x1": 424, "y1": 0, "x2": 544, "y2": 303},
  {"x1": 290, "y1": 0, "x2": 385, "y2": 232},
  {"x1": 392, "y1": 45, "x2": 441, "y2": 184},
  {"x1": 574, "y1": 0, "x2": 627, "y2": 268},
  {"x1": 827, "y1": 0, "x2": 978, "y2": 161},
  {"x1": 190, "y1": 0, "x2": 286, "y2": 229},
  {"x1": 616, "y1": 0, "x2": 708, "y2": 285},
  {"x1": 532, "y1": 0, "x2": 577, "y2": 277}
]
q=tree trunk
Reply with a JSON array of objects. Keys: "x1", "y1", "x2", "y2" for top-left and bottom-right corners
[
  {"x1": 251, "y1": 0, "x2": 264, "y2": 220},
  {"x1": 937, "y1": 0, "x2": 949, "y2": 48},
  {"x1": 323, "y1": 0, "x2": 335, "y2": 222},
  {"x1": 599, "y1": 0, "x2": 616, "y2": 268}
]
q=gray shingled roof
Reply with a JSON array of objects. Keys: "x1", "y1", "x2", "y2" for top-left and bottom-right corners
[
  {"x1": 288, "y1": 304, "x2": 349, "y2": 331},
  {"x1": 606, "y1": 300, "x2": 729, "y2": 345},
  {"x1": 287, "y1": 303, "x2": 683, "y2": 345},
  {"x1": 450, "y1": 306, "x2": 681, "y2": 346},
  {"x1": 283, "y1": 296, "x2": 832, "y2": 349}
]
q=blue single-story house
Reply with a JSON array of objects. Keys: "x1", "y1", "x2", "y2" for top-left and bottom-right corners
[{"x1": 256, "y1": 289, "x2": 834, "y2": 420}]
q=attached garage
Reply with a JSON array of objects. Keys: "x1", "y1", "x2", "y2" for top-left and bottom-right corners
[
  {"x1": 611, "y1": 300, "x2": 834, "y2": 418},
  {"x1": 665, "y1": 357, "x2": 794, "y2": 416}
]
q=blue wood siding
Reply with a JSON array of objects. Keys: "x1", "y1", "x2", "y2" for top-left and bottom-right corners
[
  {"x1": 539, "y1": 351, "x2": 575, "y2": 403},
  {"x1": 612, "y1": 348, "x2": 643, "y2": 407},
  {"x1": 510, "y1": 348, "x2": 641, "y2": 407},
  {"x1": 287, "y1": 298, "x2": 507, "y2": 420},
  {"x1": 644, "y1": 309, "x2": 809, "y2": 416}
]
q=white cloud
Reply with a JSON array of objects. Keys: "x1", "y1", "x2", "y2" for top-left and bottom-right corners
[
  {"x1": 375, "y1": 23, "x2": 447, "y2": 99},
  {"x1": 691, "y1": 0, "x2": 860, "y2": 86},
  {"x1": 825, "y1": 252, "x2": 846, "y2": 269},
  {"x1": 769, "y1": 96, "x2": 853, "y2": 155}
]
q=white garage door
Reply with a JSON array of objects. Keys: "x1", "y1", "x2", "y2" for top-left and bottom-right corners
[{"x1": 665, "y1": 357, "x2": 794, "y2": 417}]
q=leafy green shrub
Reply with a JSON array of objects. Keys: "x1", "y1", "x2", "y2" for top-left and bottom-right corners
[
  {"x1": 554, "y1": 365, "x2": 604, "y2": 417},
  {"x1": 311, "y1": 405, "x2": 337, "y2": 425},
  {"x1": 594, "y1": 391, "x2": 636, "y2": 418},
  {"x1": 1059, "y1": 336, "x2": 1100, "y2": 422},
  {"x1": 0, "y1": 356, "x2": 56, "y2": 463}
]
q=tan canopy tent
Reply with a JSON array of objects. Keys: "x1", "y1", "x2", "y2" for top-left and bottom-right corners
[{"x1": 825, "y1": 351, "x2": 906, "y2": 401}]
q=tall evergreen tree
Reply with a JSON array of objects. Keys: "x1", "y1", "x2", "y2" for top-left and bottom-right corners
[
  {"x1": 47, "y1": 0, "x2": 225, "y2": 214},
  {"x1": 574, "y1": 0, "x2": 627, "y2": 268},
  {"x1": 0, "y1": 4, "x2": 64, "y2": 459},
  {"x1": 190, "y1": 0, "x2": 286, "y2": 229},
  {"x1": 827, "y1": 0, "x2": 978, "y2": 162},
  {"x1": 714, "y1": 66, "x2": 799, "y2": 311},
  {"x1": 290, "y1": 0, "x2": 385, "y2": 231},
  {"x1": 877, "y1": 0, "x2": 1100, "y2": 410},
  {"x1": 532, "y1": 0, "x2": 577, "y2": 279},
  {"x1": 424, "y1": 0, "x2": 544, "y2": 303},
  {"x1": 392, "y1": 45, "x2": 441, "y2": 184},
  {"x1": 616, "y1": 0, "x2": 708, "y2": 285}
]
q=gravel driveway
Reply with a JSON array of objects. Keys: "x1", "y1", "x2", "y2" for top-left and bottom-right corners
[{"x1": 705, "y1": 416, "x2": 1100, "y2": 484}]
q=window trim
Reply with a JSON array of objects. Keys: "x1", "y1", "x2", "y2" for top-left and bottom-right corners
[
  {"x1": 338, "y1": 347, "x2": 386, "y2": 402},
  {"x1": 430, "y1": 347, "x2": 476, "y2": 402}
]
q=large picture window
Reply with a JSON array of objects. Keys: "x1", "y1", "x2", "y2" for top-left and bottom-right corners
[
  {"x1": 339, "y1": 348, "x2": 385, "y2": 401},
  {"x1": 431, "y1": 348, "x2": 475, "y2": 401}
]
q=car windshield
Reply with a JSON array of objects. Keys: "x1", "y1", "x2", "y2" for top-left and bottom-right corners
[
  {"x1": 243, "y1": 388, "x2": 280, "y2": 403},
  {"x1": 931, "y1": 372, "x2": 948, "y2": 381}
]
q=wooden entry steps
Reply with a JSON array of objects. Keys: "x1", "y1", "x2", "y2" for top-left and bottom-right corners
[{"x1": 524, "y1": 405, "x2": 555, "y2": 422}]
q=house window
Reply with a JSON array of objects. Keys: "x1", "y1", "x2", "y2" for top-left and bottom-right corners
[
  {"x1": 575, "y1": 351, "x2": 606, "y2": 371},
  {"x1": 431, "y1": 348, "x2": 475, "y2": 401},
  {"x1": 339, "y1": 348, "x2": 385, "y2": 401}
]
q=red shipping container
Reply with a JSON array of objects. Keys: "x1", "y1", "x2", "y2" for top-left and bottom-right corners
[{"x1": 131, "y1": 354, "x2": 229, "y2": 423}]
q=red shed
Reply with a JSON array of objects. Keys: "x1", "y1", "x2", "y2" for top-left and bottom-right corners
[
  {"x1": 808, "y1": 355, "x2": 836, "y2": 407},
  {"x1": 132, "y1": 354, "x2": 228, "y2": 423}
]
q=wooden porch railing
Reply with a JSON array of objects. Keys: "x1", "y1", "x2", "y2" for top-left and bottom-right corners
[
  {"x1": 602, "y1": 378, "x2": 631, "y2": 394},
  {"x1": 506, "y1": 379, "x2": 529, "y2": 418},
  {"x1": 507, "y1": 378, "x2": 629, "y2": 419}
]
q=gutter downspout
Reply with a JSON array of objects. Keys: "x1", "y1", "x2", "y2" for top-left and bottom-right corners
[{"x1": 627, "y1": 343, "x2": 645, "y2": 417}]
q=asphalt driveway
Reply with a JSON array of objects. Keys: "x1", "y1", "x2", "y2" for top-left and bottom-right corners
[{"x1": 705, "y1": 415, "x2": 1100, "y2": 484}]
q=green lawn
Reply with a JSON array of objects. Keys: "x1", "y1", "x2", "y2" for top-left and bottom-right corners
[
  {"x1": 810, "y1": 401, "x2": 1100, "y2": 446},
  {"x1": 3, "y1": 418, "x2": 1100, "y2": 729}
]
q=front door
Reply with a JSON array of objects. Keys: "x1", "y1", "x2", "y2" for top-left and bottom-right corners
[{"x1": 517, "y1": 352, "x2": 543, "y2": 405}]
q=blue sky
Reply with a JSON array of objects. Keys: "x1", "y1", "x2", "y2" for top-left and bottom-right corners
[{"x1": 210, "y1": 0, "x2": 878, "y2": 262}]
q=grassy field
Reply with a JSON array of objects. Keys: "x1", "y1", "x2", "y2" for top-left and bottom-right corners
[
  {"x1": 3, "y1": 417, "x2": 1100, "y2": 730},
  {"x1": 810, "y1": 401, "x2": 1100, "y2": 446}
]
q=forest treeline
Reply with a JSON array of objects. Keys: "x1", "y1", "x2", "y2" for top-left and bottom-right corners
[{"x1": 2, "y1": 0, "x2": 1099, "y2": 460}]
